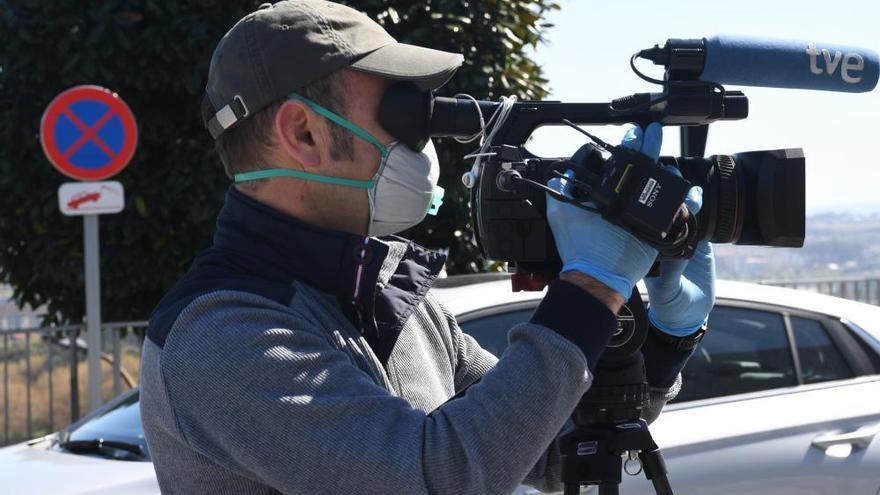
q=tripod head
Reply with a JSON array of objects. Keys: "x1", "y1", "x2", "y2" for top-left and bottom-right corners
[{"x1": 560, "y1": 290, "x2": 674, "y2": 495}]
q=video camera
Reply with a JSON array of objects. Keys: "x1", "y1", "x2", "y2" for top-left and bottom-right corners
[{"x1": 378, "y1": 35, "x2": 878, "y2": 291}]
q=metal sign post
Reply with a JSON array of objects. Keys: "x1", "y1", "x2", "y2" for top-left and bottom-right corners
[
  {"x1": 41, "y1": 86, "x2": 137, "y2": 413},
  {"x1": 83, "y1": 215, "x2": 102, "y2": 411}
]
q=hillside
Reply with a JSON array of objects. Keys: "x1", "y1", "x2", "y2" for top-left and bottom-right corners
[{"x1": 715, "y1": 212, "x2": 880, "y2": 282}]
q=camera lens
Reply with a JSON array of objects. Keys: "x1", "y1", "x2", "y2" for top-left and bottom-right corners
[{"x1": 673, "y1": 149, "x2": 805, "y2": 247}]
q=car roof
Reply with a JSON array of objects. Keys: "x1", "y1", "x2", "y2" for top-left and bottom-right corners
[{"x1": 431, "y1": 275, "x2": 880, "y2": 338}]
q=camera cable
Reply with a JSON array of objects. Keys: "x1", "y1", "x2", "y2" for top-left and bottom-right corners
[{"x1": 458, "y1": 93, "x2": 518, "y2": 189}]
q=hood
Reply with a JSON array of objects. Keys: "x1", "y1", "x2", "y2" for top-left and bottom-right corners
[{"x1": 0, "y1": 437, "x2": 159, "y2": 494}]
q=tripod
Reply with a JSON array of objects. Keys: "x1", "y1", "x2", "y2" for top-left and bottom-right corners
[{"x1": 559, "y1": 291, "x2": 673, "y2": 495}]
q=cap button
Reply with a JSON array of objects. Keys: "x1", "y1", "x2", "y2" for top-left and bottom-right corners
[{"x1": 258, "y1": 3, "x2": 273, "y2": 9}]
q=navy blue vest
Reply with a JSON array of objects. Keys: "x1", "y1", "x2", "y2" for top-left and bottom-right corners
[{"x1": 148, "y1": 187, "x2": 446, "y2": 363}]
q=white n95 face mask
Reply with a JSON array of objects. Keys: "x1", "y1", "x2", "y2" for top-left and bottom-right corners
[
  {"x1": 234, "y1": 93, "x2": 444, "y2": 237},
  {"x1": 367, "y1": 139, "x2": 442, "y2": 236}
]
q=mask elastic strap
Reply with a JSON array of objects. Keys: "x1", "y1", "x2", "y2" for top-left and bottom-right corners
[
  {"x1": 234, "y1": 168, "x2": 375, "y2": 189},
  {"x1": 235, "y1": 94, "x2": 389, "y2": 187},
  {"x1": 288, "y1": 93, "x2": 388, "y2": 159},
  {"x1": 427, "y1": 186, "x2": 445, "y2": 216}
]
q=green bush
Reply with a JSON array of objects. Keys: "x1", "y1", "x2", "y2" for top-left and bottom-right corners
[{"x1": 0, "y1": 0, "x2": 557, "y2": 324}]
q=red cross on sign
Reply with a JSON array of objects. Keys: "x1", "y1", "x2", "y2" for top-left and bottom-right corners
[{"x1": 40, "y1": 85, "x2": 138, "y2": 181}]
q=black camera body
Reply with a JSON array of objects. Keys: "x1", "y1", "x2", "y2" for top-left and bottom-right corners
[
  {"x1": 473, "y1": 140, "x2": 805, "y2": 288},
  {"x1": 476, "y1": 142, "x2": 694, "y2": 267}
]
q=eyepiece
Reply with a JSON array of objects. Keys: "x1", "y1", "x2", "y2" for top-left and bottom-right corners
[
  {"x1": 430, "y1": 96, "x2": 499, "y2": 138},
  {"x1": 379, "y1": 82, "x2": 500, "y2": 147},
  {"x1": 377, "y1": 82, "x2": 432, "y2": 151}
]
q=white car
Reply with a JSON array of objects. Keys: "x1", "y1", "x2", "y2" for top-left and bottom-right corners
[
  {"x1": 440, "y1": 276, "x2": 880, "y2": 495},
  {"x1": 0, "y1": 390, "x2": 158, "y2": 494},
  {"x1": 1, "y1": 276, "x2": 879, "y2": 495}
]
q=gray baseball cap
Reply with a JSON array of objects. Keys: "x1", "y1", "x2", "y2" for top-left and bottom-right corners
[{"x1": 204, "y1": 0, "x2": 464, "y2": 139}]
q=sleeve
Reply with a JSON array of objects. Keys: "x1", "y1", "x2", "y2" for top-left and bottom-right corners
[
  {"x1": 437, "y1": 281, "x2": 620, "y2": 494},
  {"x1": 642, "y1": 375, "x2": 682, "y2": 425},
  {"x1": 639, "y1": 322, "x2": 700, "y2": 423},
  {"x1": 435, "y1": 297, "x2": 570, "y2": 492},
  {"x1": 429, "y1": 298, "x2": 498, "y2": 394},
  {"x1": 159, "y1": 291, "x2": 600, "y2": 495}
]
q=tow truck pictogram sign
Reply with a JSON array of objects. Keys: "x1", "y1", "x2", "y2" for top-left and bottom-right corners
[{"x1": 57, "y1": 181, "x2": 125, "y2": 216}]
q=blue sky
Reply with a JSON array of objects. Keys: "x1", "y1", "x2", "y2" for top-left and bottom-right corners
[{"x1": 528, "y1": 0, "x2": 879, "y2": 212}]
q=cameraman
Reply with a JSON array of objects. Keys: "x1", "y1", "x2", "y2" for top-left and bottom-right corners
[{"x1": 139, "y1": 1, "x2": 715, "y2": 494}]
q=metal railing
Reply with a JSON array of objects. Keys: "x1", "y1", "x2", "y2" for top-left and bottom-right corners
[
  {"x1": 0, "y1": 321, "x2": 147, "y2": 447},
  {"x1": 760, "y1": 276, "x2": 880, "y2": 306}
]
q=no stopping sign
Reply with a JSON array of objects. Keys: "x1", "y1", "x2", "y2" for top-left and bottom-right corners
[{"x1": 40, "y1": 85, "x2": 138, "y2": 181}]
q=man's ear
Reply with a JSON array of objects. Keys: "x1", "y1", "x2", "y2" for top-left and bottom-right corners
[{"x1": 274, "y1": 99, "x2": 321, "y2": 168}]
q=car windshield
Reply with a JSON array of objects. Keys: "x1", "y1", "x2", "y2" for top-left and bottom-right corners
[{"x1": 64, "y1": 390, "x2": 149, "y2": 459}]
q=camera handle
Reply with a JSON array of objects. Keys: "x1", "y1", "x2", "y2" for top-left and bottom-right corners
[{"x1": 559, "y1": 290, "x2": 674, "y2": 495}]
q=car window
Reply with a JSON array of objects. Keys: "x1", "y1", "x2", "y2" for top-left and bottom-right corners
[
  {"x1": 461, "y1": 303, "x2": 809, "y2": 402},
  {"x1": 459, "y1": 308, "x2": 535, "y2": 357},
  {"x1": 790, "y1": 316, "x2": 854, "y2": 384},
  {"x1": 675, "y1": 306, "x2": 797, "y2": 402}
]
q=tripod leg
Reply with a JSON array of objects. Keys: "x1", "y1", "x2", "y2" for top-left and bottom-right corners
[
  {"x1": 599, "y1": 481, "x2": 620, "y2": 495},
  {"x1": 649, "y1": 476, "x2": 674, "y2": 495},
  {"x1": 640, "y1": 448, "x2": 674, "y2": 495},
  {"x1": 564, "y1": 483, "x2": 582, "y2": 495}
]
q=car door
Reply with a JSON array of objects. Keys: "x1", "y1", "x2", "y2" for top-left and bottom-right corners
[
  {"x1": 620, "y1": 302, "x2": 880, "y2": 495},
  {"x1": 458, "y1": 299, "x2": 880, "y2": 495}
]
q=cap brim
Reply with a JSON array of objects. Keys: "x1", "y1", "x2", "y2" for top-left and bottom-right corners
[{"x1": 349, "y1": 43, "x2": 464, "y2": 91}]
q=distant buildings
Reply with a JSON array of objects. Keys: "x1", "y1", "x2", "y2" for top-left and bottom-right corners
[
  {"x1": 715, "y1": 212, "x2": 880, "y2": 282},
  {"x1": 0, "y1": 285, "x2": 45, "y2": 330}
]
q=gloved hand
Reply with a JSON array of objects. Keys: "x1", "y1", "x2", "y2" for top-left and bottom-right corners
[
  {"x1": 546, "y1": 123, "x2": 663, "y2": 300},
  {"x1": 644, "y1": 186, "x2": 716, "y2": 336}
]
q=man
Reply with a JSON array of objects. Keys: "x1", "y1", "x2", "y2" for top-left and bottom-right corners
[{"x1": 140, "y1": 1, "x2": 715, "y2": 494}]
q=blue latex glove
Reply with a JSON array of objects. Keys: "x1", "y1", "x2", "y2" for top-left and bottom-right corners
[
  {"x1": 645, "y1": 184, "x2": 716, "y2": 336},
  {"x1": 546, "y1": 123, "x2": 663, "y2": 300}
]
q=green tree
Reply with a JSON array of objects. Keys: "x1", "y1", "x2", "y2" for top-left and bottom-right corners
[{"x1": 0, "y1": 0, "x2": 557, "y2": 324}]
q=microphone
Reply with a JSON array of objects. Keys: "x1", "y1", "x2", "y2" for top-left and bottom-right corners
[{"x1": 644, "y1": 35, "x2": 879, "y2": 93}]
